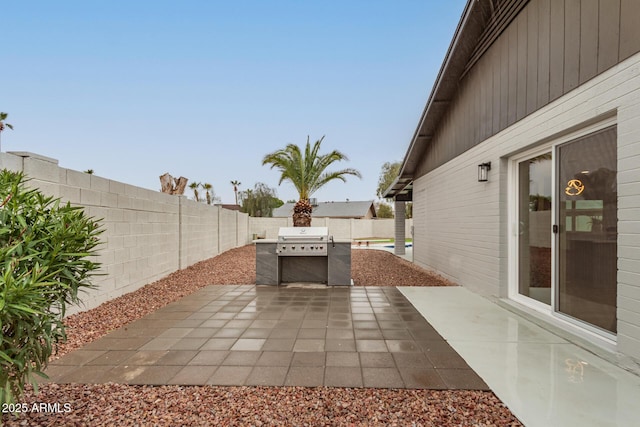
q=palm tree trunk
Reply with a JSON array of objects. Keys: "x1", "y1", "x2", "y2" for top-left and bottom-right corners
[{"x1": 293, "y1": 199, "x2": 313, "y2": 227}]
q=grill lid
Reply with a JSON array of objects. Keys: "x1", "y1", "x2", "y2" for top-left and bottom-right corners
[{"x1": 278, "y1": 227, "x2": 328, "y2": 240}]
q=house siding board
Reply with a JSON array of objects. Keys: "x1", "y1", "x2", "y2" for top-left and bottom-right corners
[
  {"x1": 536, "y1": 0, "x2": 551, "y2": 108},
  {"x1": 579, "y1": 0, "x2": 598, "y2": 84},
  {"x1": 549, "y1": 0, "x2": 565, "y2": 101},
  {"x1": 526, "y1": 4, "x2": 538, "y2": 115},
  {"x1": 619, "y1": 0, "x2": 640, "y2": 61},
  {"x1": 516, "y1": 11, "x2": 528, "y2": 121},
  {"x1": 598, "y1": 0, "x2": 620, "y2": 73},
  {"x1": 563, "y1": 0, "x2": 581, "y2": 93}
]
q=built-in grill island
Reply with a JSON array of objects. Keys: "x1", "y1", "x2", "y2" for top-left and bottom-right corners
[{"x1": 255, "y1": 227, "x2": 351, "y2": 286}]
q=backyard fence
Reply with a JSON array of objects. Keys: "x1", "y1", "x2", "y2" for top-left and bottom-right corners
[{"x1": 0, "y1": 152, "x2": 251, "y2": 314}]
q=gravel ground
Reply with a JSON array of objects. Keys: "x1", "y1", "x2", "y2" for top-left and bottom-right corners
[{"x1": 3, "y1": 245, "x2": 522, "y2": 426}]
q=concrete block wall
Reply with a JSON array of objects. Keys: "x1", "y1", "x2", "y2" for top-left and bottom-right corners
[
  {"x1": 179, "y1": 198, "x2": 219, "y2": 268},
  {"x1": 248, "y1": 217, "x2": 413, "y2": 241},
  {"x1": 0, "y1": 152, "x2": 251, "y2": 314}
]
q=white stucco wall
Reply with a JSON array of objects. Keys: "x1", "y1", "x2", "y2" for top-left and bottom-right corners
[{"x1": 411, "y1": 52, "x2": 640, "y2": 360}]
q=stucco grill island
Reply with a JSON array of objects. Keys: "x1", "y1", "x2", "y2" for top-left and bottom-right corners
[{"x1": 255, "y1": 227, "x2": 351, "y2": 286}]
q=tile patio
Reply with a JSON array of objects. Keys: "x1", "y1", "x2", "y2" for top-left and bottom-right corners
[{"x1": 45, "y1": 285, "x2": 487, "y2": 390}]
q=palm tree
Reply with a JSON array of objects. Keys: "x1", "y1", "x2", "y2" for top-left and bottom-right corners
[
  {"x1": 202, "y1": 183, "x2": 213, "y2": 205},
  {"x1": 230, "y1": 180, "x2": 241, "y2": 205},
  {"x1": 262, "y1": 135, "x2": 361, "y2": 227},
  {"x1": 0, "y1": 112, "x2": 14, "y2": 152},
  {"x1": 189, "y1": 182, "x2": 201, "y2": 202}
]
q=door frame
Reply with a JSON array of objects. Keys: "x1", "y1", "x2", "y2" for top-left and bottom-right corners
[{"x1": 507, "y1": 116, "x2": 617, "y2": 342}]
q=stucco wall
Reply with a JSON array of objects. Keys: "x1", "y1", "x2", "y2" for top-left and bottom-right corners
[
  {"x1": 411, "y1": 52, "x2": 640, "y2": 360},
  {"x1": 0, "y1": 152, "x2": 250, "y2": 315}
]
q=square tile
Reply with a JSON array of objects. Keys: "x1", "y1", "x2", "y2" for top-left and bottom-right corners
[
  {"x1": 326, "y1": 329, "x2": 353, "y2": 340},
  {"x1": 245, "y1": 366, "x2": 289, "y2": 386},
  {"x1": 168, "y1": 365, "x2": 217, "y2": 385},
  {"x1": 359, "y1": 352, "x2": 395, "y2": 368},
  {"x1": 355, "y1": 329, "x2": 383, "y2": 340},
  {"x1": 398, "y1": 367, "x2": 447, "y2": 389},
  {"x1": 437, "y1": 369, "x2": 489, "y2": 390},
  {"x1": 326, "y1": 352, "x2": 360, "y2": 367},
  {"x1": 207, "y1": 366, "x2": 252, "y2": 386},
  {"x1": 426, "y1": 351, "x2": 470, "y2": 369},
  {"x1": 297, "y1": 328, "x2": 326, "y2": 339},
  {"x1": 269, "y1": 328, "x2": 299, "y2": 339},
  {"x1": 291, "y1": 352, "x2": 325, "y2": 367},
  {"x1": 122, "y1": 351, "x2": 168, "y2": 365},
  {"x1": 156, "y1": 350, "x2": 198, "y2": 365},
  {"x1": 362, "y1": 368, "x2": 405, "y2": 388},
  {"x1": 170, "y1": 338, "x2": 208, "y2": 350},
  {"x1": 51, "y1": 350, "x2": 107, "y2": 366},
  {"x1": 213, "y1": 328, "x2": 246, "y2": 338},
  {"x1": 219, "y1": 350, "x2": 261, "y2": 366},
  {"x1": 324, "y1": 367, "x2": 363, "y2": 387},
  {"x1": 256, "y1": 351, "x2": 293, "y2": 367},
  {"x1": 356, "y1": 340, "x2": 388, "y2": 352},
  {"x1": 262, "y1": 338, "x2": 295, "y2": 351},
  {"x1": 230, "y1": 339, "x2": 265, "y2": 351},
  {"x1": 200, "y1": 338, "x2": 236, "y2": 351},
  {"x1": 293, "y1": 339, "x2": 325, "y2": 352},
  {"x1": 188, "y1": 351, "x2": 229, "y2": 365},
  {"x1": 392, "y1": 353, "x2": 431, "y2": 368},
  {"x1": 385, "y1": 340, "x2": 421, "y2": 353},
  {"x1": 325, "y1": 339, "x2": 356, "y2": 352},
  {"x1": 285, "y1": 367, "x2": 324, "y2": 387}
]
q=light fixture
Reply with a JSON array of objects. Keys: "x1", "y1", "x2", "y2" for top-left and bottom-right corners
[{"x1": 478, "y1": 162, "x2": 491, "y2": 182}]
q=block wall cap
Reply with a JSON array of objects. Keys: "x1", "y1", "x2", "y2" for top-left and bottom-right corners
[{"x1": 7, "y1": 151, "x2": 59, "y2": 164}]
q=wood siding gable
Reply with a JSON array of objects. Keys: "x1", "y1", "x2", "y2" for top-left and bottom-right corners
[{"x1": 413, "y1": 0, "x2": 640, "y2": 179}]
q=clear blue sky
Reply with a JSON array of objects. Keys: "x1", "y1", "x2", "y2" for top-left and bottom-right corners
[{"x1": 2, "y1": 0, "x2": 466, "y2": 205}]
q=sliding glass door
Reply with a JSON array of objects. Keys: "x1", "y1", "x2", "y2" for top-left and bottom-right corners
[
  {"x1": 517, "y1": 153, "x2": 553, "y2": 305},
  {"x1": 557, "y1": 127, "x2": 617, "y2": 333},
  {"x1": 514, "y1": 126, "x2": 617, "y2": 335}
]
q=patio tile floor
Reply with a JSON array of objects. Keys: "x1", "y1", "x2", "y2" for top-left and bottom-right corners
[{"x1": 45, "y1": 285, "x2": 488, "y2": 390}]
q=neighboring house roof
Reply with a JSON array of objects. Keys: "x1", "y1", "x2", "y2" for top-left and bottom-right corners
[{"x1": 272, "y1": 201, "x2": 377, "y2": 219}]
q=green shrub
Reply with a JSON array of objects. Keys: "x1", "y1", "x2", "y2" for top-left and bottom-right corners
[{"x1": 0, "y1": 170, "x2": 102, "y2": 404}]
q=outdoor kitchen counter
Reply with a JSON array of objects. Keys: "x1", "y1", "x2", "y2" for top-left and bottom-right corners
[{"x1": 254, "y1": 239, "x2": 351, "y2": 286}]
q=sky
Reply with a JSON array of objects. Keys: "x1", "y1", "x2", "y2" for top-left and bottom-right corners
[{"x1": 2, "y1": 0, "x2": 467, "y2": 205}]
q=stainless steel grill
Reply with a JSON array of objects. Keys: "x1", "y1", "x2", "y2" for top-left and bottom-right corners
[{"x1": 276, "y1": 227, "x2": 329, "y2": 256}]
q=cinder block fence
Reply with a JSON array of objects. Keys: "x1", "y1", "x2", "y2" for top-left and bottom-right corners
[{"x1": 1, "y1": 152, "x2": 251, "y2": 314}]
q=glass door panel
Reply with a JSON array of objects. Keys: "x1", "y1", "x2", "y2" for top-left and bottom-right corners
[
  {"x1": 557, "y1": 127, "x2": 617, "y2": 333},
  {"x1": 518, "y1": 153, "x2": 552, "y2": 305}
]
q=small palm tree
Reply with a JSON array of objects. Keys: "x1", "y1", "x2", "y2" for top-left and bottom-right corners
[
  {"x1": 189, "y1": 182, "x2": 201, "y2": 202},
  {"x1": 262, "y1": 135, "x2": 361, "y2": 227},
  {"x1": 0, "y1": 112, "x2": 14, "y2": 151},
  {"x1": 202, "y1": 183, "x2": 213, "y2": 205},
  {"x1": 231, "y1": 180, "x2": 241, "y2": 205}
]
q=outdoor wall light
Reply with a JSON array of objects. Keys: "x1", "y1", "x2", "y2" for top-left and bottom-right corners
[{"x1": 478, "y1": 162, "x2": 491, "y2": 182}]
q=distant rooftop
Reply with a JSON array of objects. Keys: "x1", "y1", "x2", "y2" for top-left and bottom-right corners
[{"x1": 272, "y1": 200, "x2": 377, "y2": 219}]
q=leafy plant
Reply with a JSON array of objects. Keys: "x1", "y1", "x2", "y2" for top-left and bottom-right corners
[{"x1": 0, "y1": 170, "x2": 102, "y2": 405}]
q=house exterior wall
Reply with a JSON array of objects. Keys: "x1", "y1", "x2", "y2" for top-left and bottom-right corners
[
  {"x1": 415, "y1": 0, "x2": 640, "y2": 179},
  {"x1": 0, "y1": 152, "x2": 251, "y2": 315},
  {"x1": 411, "y1": 50, "x2": 640, "y2": 361}
]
